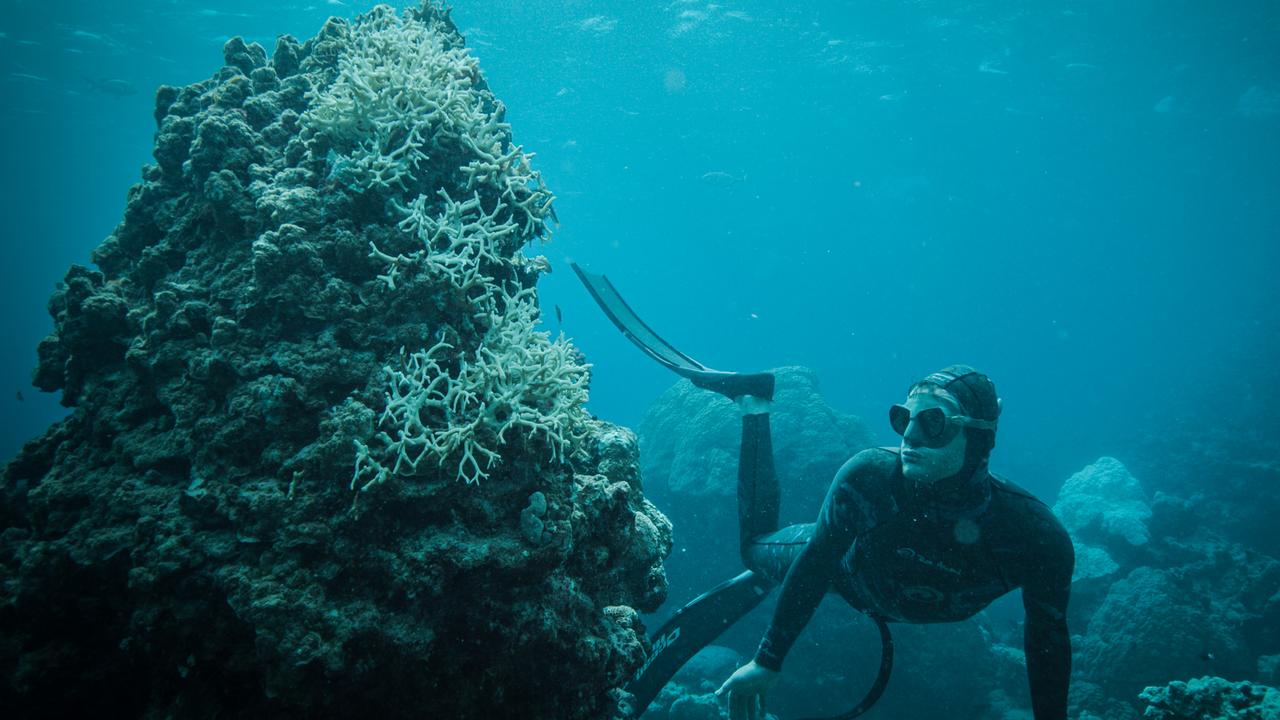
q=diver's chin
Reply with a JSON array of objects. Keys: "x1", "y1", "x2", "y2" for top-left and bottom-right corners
[{"x1": 901, "y1": 461, "x2": 939, "y2": 484}]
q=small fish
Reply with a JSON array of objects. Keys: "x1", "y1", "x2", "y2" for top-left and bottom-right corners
[
  {"x1": 578, "y1": 16, "x2": 617, "y2": 34},
  {"x1": 69, "y1": 29, "x2": 127, "y2": 51},
  {"x1": 1003, "y1": 106, "x2": 1039, "y2": 118},
  {"x1": 198, "y1": 9, "x2": 254, "y2": 17},
  {"x1": 1065, "y1": 62, "x2": 1101, "y2": 71},
  {"x1": 11, "y1": 72, "x2": 49, "y2": 82},
  {"x1": 85, "y1": 77, "x2": 138, "y2": 97},
  {"x1": 15, "y1": 390, "x2": 24, "y2": 402},
  {"x1": 1199, "y1": 651, "x2": 1215, "y2": 662},
  {"x1": 555, "y1": 304, "x2": 563, "y2": 325},
  {"x1": 71, "y1": 29, "x2": 110, "y2": 43},
  {"x1": 700, "y1": 170, "x2": 745, "y2": 187}
]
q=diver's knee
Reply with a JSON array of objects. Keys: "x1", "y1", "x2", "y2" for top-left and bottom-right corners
[{"x1": 739, "y1": 539, "x2": 763, "y2": 573}]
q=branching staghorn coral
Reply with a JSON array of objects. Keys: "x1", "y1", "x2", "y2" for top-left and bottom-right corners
[
  {"x1": 302, "y1": 5, "x2": 580, "y2": 489},
  {"x1": 459, "y1": 132, "x2": 557, "y2": 237},
  {"x1": 303, "y1": 5, "x2": 486, "y2": 192},
  {"x1": 302, "y1": 4, "x2": 556, "y2": 243},
  {"x1": 352, "y1": 290, "x2": 591, "y2": 489},
  {"x1": 370, "y1": 189, "x2": 518, "y2": 300}
]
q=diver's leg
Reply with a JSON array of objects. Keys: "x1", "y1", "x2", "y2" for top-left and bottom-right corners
[
  {"x1": 737, "y1": 407, "x2": 780, "y2": 559},
  {"x1": 743, "y1": 523, "x2": 815, "y2": 585},
  {"x1": 736, "y1": 400, "x2": 816, "y2": 583}
]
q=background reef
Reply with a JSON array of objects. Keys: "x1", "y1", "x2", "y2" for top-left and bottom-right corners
[{"x1": 1, "y1": 4, "x2": 669, "y2": 718}]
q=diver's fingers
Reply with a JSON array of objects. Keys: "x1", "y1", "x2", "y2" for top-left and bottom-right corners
[
  {"x1": 715, "y1": 677, "x2": 731, "y2": 697},
  {"x1": 729, "y1": 690, "x2": 745, "y2": 720},
  {"x1": 747, "y1": 693, "x2": 761, "y2": 720}
]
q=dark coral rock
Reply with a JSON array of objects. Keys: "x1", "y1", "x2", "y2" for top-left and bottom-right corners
[
  {"x1": 32, "y1": 265, "x2": 130, "y2": 403},
  {"x1": 250, "y1": 65, "x2": 279, "y2": 94},
  {"x1": 242, "y1": 92, "x2": 281, "y2": 130},
  {"x1": 212, "y1": 73, "x2": 252, "y2": 109},
  {"x1": 154, "y1": 114, "x2": 196, "y2": 178},
  {"x1": 222, "y1": 36, "x2": 268, "y2": 76},
  {"x1": 187, "y1": 113, "x2": 259, "y2": 182},
  {"x1": 154, "y1": 83, "x2": 181, "y2": 123},
  {"x1": 271, "y1": 35, "x2": 302, "y2": 78}
]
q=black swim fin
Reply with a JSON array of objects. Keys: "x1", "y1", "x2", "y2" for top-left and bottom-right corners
[
  {"x1": 570, "y1": 263, "x2": 774, "y2": 401},
  {"x1": 626, "y1": 571, "x2": 775, "y2": 712},
  {"x1": 625, "y1": 570, "x2": 893, "y2": 720}
]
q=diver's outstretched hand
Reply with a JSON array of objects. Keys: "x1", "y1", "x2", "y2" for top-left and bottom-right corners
[{"x1": 716, "y1": 660, "x2": 779, "y2": 720}]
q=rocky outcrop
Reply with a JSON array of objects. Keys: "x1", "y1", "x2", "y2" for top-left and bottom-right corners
[
  {"x1": 1139, "y1": 677, "x2": 1278, "y2": 719},
  {"x1": 1044, "y1": 457, "x2": 1280, "y2": 720},
  {"x1": 0, "y1": 4, "x2": 668, "y2": 718}
]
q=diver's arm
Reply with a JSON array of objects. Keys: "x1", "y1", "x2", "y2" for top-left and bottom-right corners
[
  {"x1": 1021, "y1": 516, "x2": 1075, "y2": 720},
  {"x1": 752, "y1": 534, "x2": 840, "y2": 670},
  {"x1": 753, "y1": 453, "x2": 878, "y2": 670}
]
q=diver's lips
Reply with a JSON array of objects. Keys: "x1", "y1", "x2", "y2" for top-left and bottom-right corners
[{"x1": 901, "y1": 450, "x2": 923, "y2": 462}]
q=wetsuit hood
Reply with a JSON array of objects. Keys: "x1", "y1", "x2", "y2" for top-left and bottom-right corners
[
  {"x1": 909, "y1": 365, "x2": 1001, "y2": 475},
  {"x1": 913, "y1": 365, "x2": 1001, "y2": 423}
]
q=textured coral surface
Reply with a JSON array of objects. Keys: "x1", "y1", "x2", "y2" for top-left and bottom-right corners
[
  {"x1": 0, "y1": 4, "x2": 669, "y2": 718},
  {"x1": 1139, "y1": 676, "x2": 1279, "y2": 720}
]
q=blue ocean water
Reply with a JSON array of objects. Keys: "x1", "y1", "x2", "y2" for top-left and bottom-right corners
[
  {"x1": 1, "y1": 0, "x2": 1277, "y2": 509},
  {"x1": 2, "y1": 3, "x2": 1279, "y2": 718}
]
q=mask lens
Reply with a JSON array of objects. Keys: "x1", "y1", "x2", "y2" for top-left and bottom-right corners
[
  {"x1": 891, "y1": 406, "x2": 955, "y2": 448},
  {"x1": 889, "y1": 404, "x2": 911, "y2": 436},
  {"x1": 916, "y1": 407, "x2": 947, "y2": 438}
]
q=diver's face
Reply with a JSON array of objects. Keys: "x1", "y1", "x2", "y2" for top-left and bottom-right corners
[{"x1": 898, "y1": 390, "x2": 967, "y2": 483}]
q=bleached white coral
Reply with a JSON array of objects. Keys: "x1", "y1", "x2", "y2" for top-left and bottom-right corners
[
  {"x1": 302, "y1": 3, "x2": 555, "y2": 241},
  {"x1": 303, "y1": 5, "x2": 484, "y2": 192},
  {"x1": 369, "y1": 189, "x2": 518, "y2": 300},
  {"x1": 352, "y1": 290, "x2": 591, "y2": 489},
  {"x1": 319, "y1": 5, "x2": 580, "y2": 489}
]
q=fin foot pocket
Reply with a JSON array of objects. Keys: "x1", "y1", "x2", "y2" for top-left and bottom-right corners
[{"x1": 689, "y1": 371, "x2": 775, "y2": 402}]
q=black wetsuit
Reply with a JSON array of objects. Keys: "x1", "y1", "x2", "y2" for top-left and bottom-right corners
[{"x1": 736, "y1": 413, "x2": 1074, "y2": 720}]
